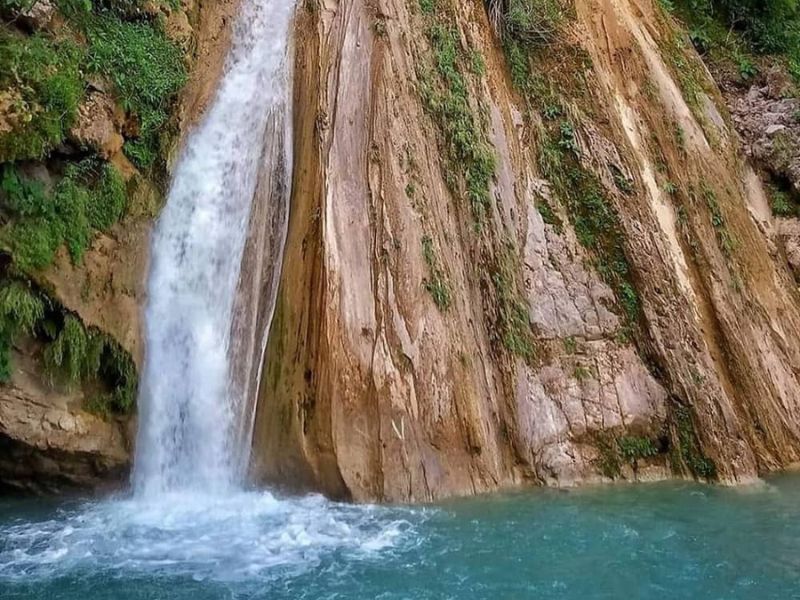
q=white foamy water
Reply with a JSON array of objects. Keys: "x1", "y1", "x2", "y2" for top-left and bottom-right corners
[
  {"x1": 134, "y1": 0, "x2": 294, "y2": 495},
  {"x1": 0, "y1": 491, "x2": 421, "y2": 582}
]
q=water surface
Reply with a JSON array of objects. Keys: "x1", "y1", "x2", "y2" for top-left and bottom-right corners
[{"x1": 2, "y1": 475, "x2": 800, "y2": 599}]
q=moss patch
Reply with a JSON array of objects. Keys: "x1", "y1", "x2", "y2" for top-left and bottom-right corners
[
  {"x1": 421, "y1": 235, "x2": 452, "y2": 311},
  {"x1": 0, "y1": 161, "x2": 127, "y2": 271},
  {"x1": 417, "y1": 5, "x2": 495, "y2": 222}
]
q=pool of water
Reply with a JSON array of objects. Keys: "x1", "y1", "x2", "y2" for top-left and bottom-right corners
[{"x1": 2, "y1": 475, "x2": 800, "y2": 599}]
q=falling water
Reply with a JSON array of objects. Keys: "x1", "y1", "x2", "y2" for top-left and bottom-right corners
[{"x1": 133, "y1": 0, "x2": 294, "y2": 495}]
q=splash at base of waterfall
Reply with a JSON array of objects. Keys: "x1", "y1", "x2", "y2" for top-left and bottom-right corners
[{"x1": 0, "y1": 491, "x2": 419, "y2": 583}]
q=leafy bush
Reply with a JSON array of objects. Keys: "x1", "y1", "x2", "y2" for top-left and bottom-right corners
[
  {"x1": 0, "y1": 281, "x2": 46, "y2": 381},
  {"x1": 672, "y1": 0, "x2": 800, "y2": 80},
  {"x1": 81, "y1": 13, "x2": 186, "y2": 168},
  {"x1": 0, "y1": 31, "x2": 85, "y2": 161},
  {"x1": 618, "y1": 436, "x2": 659, "y2": 461},
  {"x1": 0, "y1": 161, "x2": 128, "y2": 271}
]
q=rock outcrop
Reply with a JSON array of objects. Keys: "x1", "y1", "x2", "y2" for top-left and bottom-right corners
[
  {"x1": 0, "y1": 352, "x2": 128, "y2": 493},
  {"x1": 250, "y1": 0, "x2": 800, "y2": 502}
]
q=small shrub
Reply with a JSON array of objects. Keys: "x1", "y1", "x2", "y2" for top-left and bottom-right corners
[
  {"x1": 0, "y1": 31, "x2": 85, "y2": 161},
  {"x1": 617, "y1": 435, "x2": 659, "y2": 461},
  {"x1": 1, "y1": 162, "x2": 128, "y2": 271},
  {"x1": 421, "y1": 235, "x2": 452, "y2": 311},
  {"x1": 770, "y1": 188, "x2": 794, "y2": 217}
]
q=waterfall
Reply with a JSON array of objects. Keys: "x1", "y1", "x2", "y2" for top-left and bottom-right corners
[{"x1": 133, "y1": 0, "x2": 295, "y2": 496}]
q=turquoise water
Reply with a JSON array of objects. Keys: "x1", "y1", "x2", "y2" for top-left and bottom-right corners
[{"x1": 2, "y1": 475, "x2": 800, "y2": 599}]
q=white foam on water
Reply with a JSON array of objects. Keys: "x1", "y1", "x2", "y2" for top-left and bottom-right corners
[{"x1": 0, "y1": 492, "x2": 422, "y2": 582}]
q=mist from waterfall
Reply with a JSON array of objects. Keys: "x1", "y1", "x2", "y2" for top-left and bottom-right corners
[{"x1": 132, "y1": 0, "x2": 294, "y2": 496}]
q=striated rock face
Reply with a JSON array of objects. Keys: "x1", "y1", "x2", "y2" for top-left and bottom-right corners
[{"x1": 250, "y1": 0, "x2": 800, "y2": 502}]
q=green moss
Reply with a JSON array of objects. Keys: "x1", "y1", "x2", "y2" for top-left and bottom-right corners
[
  {"x1": 673, "y1": 404, "x2": 717, "y2": 480},
  {"x1": 0, "y1": 31, "x2": 85, "y2": 162},
  {"x1": 0, "y1": 161, "x2": 128, "y2": 271},
  {"x1": 421, "y1": 235, "x2": 452, "y2": 311},
  {"x1": 418, "y1": 20, "x2": 495, "y2": 221},
  {"x1": 537, "y1": 132, "x2": 640, "y2": 326},
  {"x1": 492, "y1": 242, "x2": 534, "y2": 359}
]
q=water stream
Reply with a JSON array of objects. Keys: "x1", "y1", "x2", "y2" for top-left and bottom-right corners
[{"x1": 133, "y1": 0, "x2": 294, "y2": 495}]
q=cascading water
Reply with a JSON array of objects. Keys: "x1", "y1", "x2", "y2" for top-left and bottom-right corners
[
  {"x1": 0, "y1": 0, "x2": 417, "y2": 587},
  {"x1": 133, "y1": 0, "x2": 293, "y2": 496}
]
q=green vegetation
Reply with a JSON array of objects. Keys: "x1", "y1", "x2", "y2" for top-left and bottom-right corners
[
  {"x1": 0, "y1": 278, "x2": 136, "y2": 415},
  {"x1": 0, "y1": 0, "x2": 187, "y2": 417},
  {"x1": 1, "y1": 1, "x2": 186, "y2": 168},
  {"x1": 60, "y1": 1, "x2": 188, "y2": 168},
  {"x1": 0, "y1": 280, "x2": 45, "y2": 380},
  {"x1": 596, "y1": 433, "x2": 662, "y2": 478},
  {"x1": 661, "y1": 31, "x2": 708, "y2": 111},
  {"x1": 0, "y1": 161, "x2": 127, "y2": 271},
  {"x1": 698, "y1": 183, "x2": 736, "y2": 257},
  {"x1": 0, "y1": 30, "x2": 85, "y2": 162},
  {"x1": 673, "y1": 404, "x2": 717, "y2": 479},
  {"x1": 618, "y1": 435, "x2": 659, "y2": 462},
  {"x1": 500, "y1": 0, "x2": 567, "y2": 46},
  {"x1": 495, "y1": 2, "x2": 640, "y2": 332},
  {"x1": 417, "y1": 7, "x2": 495, "y2": 222},
  {"x1": 667, "y1": 0, "x2": 800, "y2": 83},
  {"x1": 770, "y1": 187, "x2": 796, "y2": 217},
  {"x1": 538, "y1": 128, "x2": 641, "y2": 326},
  {"x1": 535, "y1": 196, "x2": 562, "y2": 231},
  {"x1": 421, "y1": 235, "x2": 452, "y2": 311},
  {"x1": 573, "y1": 364, "x2": 591, "y2": 381},
  {"x1": 492, "y1": 242, "x2": 534, "y2": 359}
]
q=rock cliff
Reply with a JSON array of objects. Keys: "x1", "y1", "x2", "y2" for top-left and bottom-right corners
[
  {"x1": 250, "y1": 0, "x2": 800, "y2": 501},
  {"x1": 4, "y1": 0, "x2": 800, "y2": 502}
]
